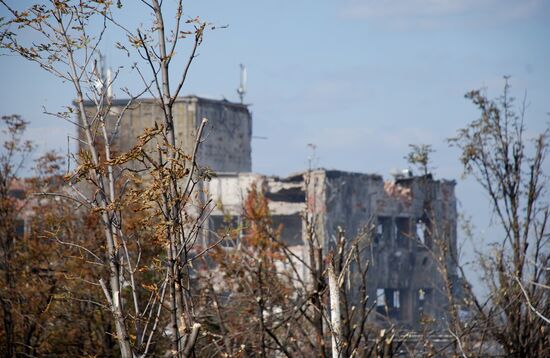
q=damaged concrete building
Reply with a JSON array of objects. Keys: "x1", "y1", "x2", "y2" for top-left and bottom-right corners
[
  {"x1": 207, "y1": 170, "x2": 458, "y2": 329},
  {"x1": 86, "y1": 95, "x2": 459, "y2": 329}
]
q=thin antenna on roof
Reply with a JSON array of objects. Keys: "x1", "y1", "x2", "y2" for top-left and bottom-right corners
[
  {"x1": 236, "y1": 63, "x2": 247, "y2": 104},
  {"x1": 93, "y1": 52, "x2": 112, "y2": 99},
  {"x1": 307, "y1": 143, "x2": 318, "y2": 170}
]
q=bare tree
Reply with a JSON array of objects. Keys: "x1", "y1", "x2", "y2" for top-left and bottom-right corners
[
  {"x1": 448, "y1": 77, "x2": 550, "y2": 357},
  {"x1": 200, "y1": 180, "x2": 402, "y2": 357},
  {"x1": 1, "y1": 1, "x2": 211, "y2": 356}
]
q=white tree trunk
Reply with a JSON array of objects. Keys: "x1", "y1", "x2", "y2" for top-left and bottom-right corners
[{"x1": 328, "y1": 263, "x2": 342, "y2": 358}]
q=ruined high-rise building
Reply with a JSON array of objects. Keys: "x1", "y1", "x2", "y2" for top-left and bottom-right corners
[{"x1": 207, "y1": 170, "x2": 458, "y2": 330}]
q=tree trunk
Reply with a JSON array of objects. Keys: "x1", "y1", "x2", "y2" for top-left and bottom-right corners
[{"x1": 328, "y1": 263, "x2": 342, "y2": 358}]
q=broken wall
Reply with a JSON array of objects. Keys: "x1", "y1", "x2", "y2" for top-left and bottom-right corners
[
  {"x1": 206, "y1": 170, "x2": 458, "y2": 330},
  {"x1": 307, "y1": 170, "x2": 458, "y2": 329}
]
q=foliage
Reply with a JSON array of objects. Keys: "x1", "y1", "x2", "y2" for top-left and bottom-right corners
[
  {"x1": 198, "y1": 184, "x2": 400, "y2": 357},
  {"x1": 448, "y1": 78, "x2": 550, "y2": 357},
  {"x1": 198, "y1": 187, "x2": 294, "y2": 356},
  {"x1": 406, "y1": 144, "x2": 435, "y2": 176},
  {"x1": 1, "y1": 1, "x2": 210, "y2": 357},
  {"x1": 0, "y1": 116, "x2": 112, "y2": 356}
]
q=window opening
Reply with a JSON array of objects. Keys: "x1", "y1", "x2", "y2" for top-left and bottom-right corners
[
  {"x1": 416, "y1": 220, "x2": 426, "y2": 244},
  {"x1": 393, "y1": 290, "x2": 400, "y2": 309},
  {"x1": 396, "y1": 217, "x2": 411, "y2": 247},
  {"x1": 376, "y1": 288, "x2": 385, "y2": 307},
  {"x1": 375, "y1": 217, "x2": 392, "y2": 244},
  {"x1": 416, "y1": 218, "x2": 432, "y2": 248}
]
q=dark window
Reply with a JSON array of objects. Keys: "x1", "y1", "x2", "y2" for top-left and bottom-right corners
[
  {"x1": 8, "y1": 189, "x2": 25, "y2": 199},
  {"x1": 396, "y1": 217, "x2": 411, "y2": 248},
  {"x1": 265, "y1": 189, "x2": 305, "y2": 203},
  {"x1": 272, "y1": 215, "x2": 302, "y2": 246},
  {"x1": 417, "y1": 288, "x2": 432, "y2": 313},
  {"x1": 376, "y1": 288, "x2": 401, "y2": 319},
  {"x1": 209, "y1": 215, "x2": 240, "y2": 247},
  {"x1": 375, "y1": 217, "x2": 392, "y2": 245},
  {"x1": 15, "y1": 219, "x2": 25, "y2": 236}
]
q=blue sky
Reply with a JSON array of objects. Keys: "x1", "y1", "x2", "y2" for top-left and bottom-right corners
[{"x1": 1, "y1": 0, "x2": 549, "y2": 284}]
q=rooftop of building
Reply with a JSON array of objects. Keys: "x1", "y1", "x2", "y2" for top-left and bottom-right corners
[
  {"x1": 212, "y1": 168, "x2": 456, "y2": 185},
  {"x1": 81, "y1": 95, "x2": 249, "y2": 110}
]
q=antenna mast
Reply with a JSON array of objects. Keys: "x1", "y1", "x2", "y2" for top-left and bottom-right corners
[
  {"x1": 94, "y1": 52, "x2": 112, "y2": 99},
  {"x1": 237, "y1": 63, "x2": 247, "y2": 103}
]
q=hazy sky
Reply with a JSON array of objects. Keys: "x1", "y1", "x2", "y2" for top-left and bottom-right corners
[{"x1": 1, "y1": 0, "x2": 549, "y2": 280}]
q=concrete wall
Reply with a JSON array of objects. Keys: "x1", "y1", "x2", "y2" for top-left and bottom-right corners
[
  {"x1": 193, "y1": 98, "x2": 252, "y2": 172},
  {"x1": 207, "y1": 173, "x2": 309, "y2": 279},
  {"x1": 313, "y1": 171, "x2": 458, "y2": 329},
  {"x1": 82, "y1": 96, "x2": 252, "y2": 173},
  {"x1": 207, "y1": 172, "x2": 305, "y2": 231}
]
